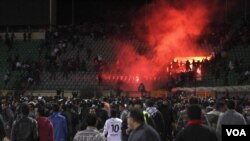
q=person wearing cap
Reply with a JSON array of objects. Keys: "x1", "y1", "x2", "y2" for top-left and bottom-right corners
[{"x1": 175, "y1": 104, "x2": 218, "y2": 141}]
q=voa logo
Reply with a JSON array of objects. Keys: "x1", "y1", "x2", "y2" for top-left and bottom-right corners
[{"x1": 226, "y1": 129, "x2": 246, "y2": 136}]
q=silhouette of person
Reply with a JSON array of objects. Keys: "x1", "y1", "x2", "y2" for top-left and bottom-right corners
[{"x1": 138, "y1": 83, "x2": 146, "y2": 97}]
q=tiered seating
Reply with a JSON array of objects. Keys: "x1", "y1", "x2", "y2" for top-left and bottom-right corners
[
  {"x1": 0, "y1": 41, "x2": 40, "y2": 88},
  {"x1": 195, "y1": 45, "x2": 250, "y2": 87},
  {"x1": 1, "y1": 37, "x2": 249, "y2": 90},
  {"x1": 38, "y1": 72, "x2": 98, "y2": 90}
]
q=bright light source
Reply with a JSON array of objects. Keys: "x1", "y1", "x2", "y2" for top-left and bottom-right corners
[
  {"x1": 136, "y1": 76, "x2": 140, "y2": 83},
  {"x1": 197, "y1": 68, "x2": 201, "y2": 74},
  {"x1": 174, "y1": 55, "x2": 212, "y2": 63}
]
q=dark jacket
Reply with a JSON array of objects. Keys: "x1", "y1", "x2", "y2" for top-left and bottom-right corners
[
  {"x1": 121, "y1": 111, "x2": 156, "y2": 141},
  {"x1": 121, "y1": 116, "x2": 129, "y2": 141},
  {"x1": 36, "y1": 116, "x2": 54, "y2": 141},
  {"x1": 175, "y1": 124, "x2": 218, "y2": 141},
  {"x1": 176, "y1": 109, "x2": 210, "y2": 134},
  {"x1": 2, "y1": 107, "x2": 14, "y2": 137},
  {"x1": 0, "y1": 116, "x2": 6, "y2": 141},
  {"x1": 159, "y1": 104, "x2": 174, "y2": 139},
  {"x1": 146, "y1": 107, "x2": 165, "y2": 141},
  {"x1": 128, "y1": 123, "x2": 161, "y2": 141},
  {"x1": 11, "y1": 116, "x2": 38, "y2": 141},
  {"x1": 97, "y1": 108, "x2": 108, "y2": 128}
]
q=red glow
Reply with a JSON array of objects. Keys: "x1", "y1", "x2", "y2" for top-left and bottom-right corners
[
  {"x1": 197, "y1": 68, "x2": 201, "y2": 75},
  {"x1": 104, "y1": 0, "x2": 218, "y2": 90},
  {"x1": 136, "y1": 76, "x2": 140, "y2": 83},
  {"x1": 174, "y1": 56, "x2": 212, "y2": 63},
  {"x1": 196, "y1": 68, "x2": 202, "y2": 80}
]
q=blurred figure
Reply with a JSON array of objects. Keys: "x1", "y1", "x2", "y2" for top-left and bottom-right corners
[
  {"x1": 2, "y1": 102, "x2": 14, "y2": 138},
  {"x1": 119, "y1": 103, "x2": 128, "y2": 122},
  {"x1": 11, "y1": 103, "x2": 38, "y2": 141},
  {"x1": 175, "y1": 104, "x2": 218, "y2": 141},
  {"x1": 0, "y1": 114, "x2": 6, "y2": 141},
  {"x1": 3, "y1": 71, "x2": 10, "y2": 86},
  {"x1": 145, "y1": 99, "x2": 165, "y2": 141},
  {"x1": 97, "y1": 102, "x2": 109, "y2": 129},
  {"x1": 28, "y1": 102, "x2": 36, "y2": 118},
  {"x1": 119, "y1": 103, "x2": 129, "y2": 141},
  {"x1": 216, "y1": 99, "x2": 247, "y2": 139},
  {"x1": 103, "y1": 109, "x2": 122, "y2": 141},
  {"x1": 73, "y1": 113, "x2": 104, "y2": 141},
  {"x1": 138, "y1": 83, "x2": 146, "y2": 97},
  {"x1": 23, "y1": 32, "x2": 27, "y2": 41},
  {"x1": 49, "y1": 104, "x2": 68, "y2": 141},
  {"x1": 206, "y1": 101, "x2": 226, "y2": 130},
  {"x1": 127, "y1": 108, "x2": 161, "y2": 141},
  {"x1": 36, "y1": 107, "x2": 54, "y2": 141},
  {"x1": 28, "y1": 31, "x2": 32, "y2": 41},
  {"x1": 175, "y1": 97, "x2": 210, "y2": 135}
]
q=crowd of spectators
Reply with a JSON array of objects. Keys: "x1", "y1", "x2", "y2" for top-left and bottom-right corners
[
  {"x1": 165, "y1": 22, "x2": 250, "y2": 89},
  {"x1": 0, "y1": 93, "x2": 250, "y2": 141},
  {"x1": 1, "y1": 21, "x2": 250, "y2": 92},
  {"x1": 1, "y1": 23, "x2": 135, "y2": 91}
]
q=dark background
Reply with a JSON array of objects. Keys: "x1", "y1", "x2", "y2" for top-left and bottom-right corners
[
  {"x1": 0, "y1": 0, "x2": 50, "y2": 25},
  {"x1": 0, "y1": 0, "x2": 249, "y2": 26}
]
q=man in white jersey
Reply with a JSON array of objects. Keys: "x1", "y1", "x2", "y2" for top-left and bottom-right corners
[{"x1": 103, "y1": 109, "x2": 122, "y2": 141}]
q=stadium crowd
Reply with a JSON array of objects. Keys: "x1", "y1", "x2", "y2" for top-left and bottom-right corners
[
  {"x1": 0, "y1": 93, "x2": 250, "y2": 141},
  {"x1": 0, "y1": 17, "x2": 250, "y2": 141},
  {"x1": 2, "y1": 21, "x2": 250, "y2": 91}
]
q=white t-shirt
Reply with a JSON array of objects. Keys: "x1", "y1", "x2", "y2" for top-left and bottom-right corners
[{"x1": 103, "y1": 118, "x2": 122, "y2": 141}]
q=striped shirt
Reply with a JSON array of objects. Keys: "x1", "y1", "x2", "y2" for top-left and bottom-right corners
[{"x1": 73, "y1": 127, "x2": 105, "y2": 141}]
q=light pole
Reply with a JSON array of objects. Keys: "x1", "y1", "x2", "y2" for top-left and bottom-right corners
[
  {"x1": 225, "y1": 0, "x2": 228, "y2": 24},
  {"x1": 245, "y1": 0, "x2": 247, "y2": 22},
  {"x1": 72, "y1": 0, "x2": 75, "y2": 25},
  {"x1": 49, "y1": 0, "x2": 52, "y2": 30}
]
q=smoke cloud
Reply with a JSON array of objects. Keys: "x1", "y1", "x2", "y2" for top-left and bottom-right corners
[{"x1": 105, "y1": 0, "x2": 221, "y2": 90}]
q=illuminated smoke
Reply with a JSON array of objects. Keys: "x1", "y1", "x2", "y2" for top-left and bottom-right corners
[{"x1": 106, "y1": 0, "x2": 220, "y2": 90}]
